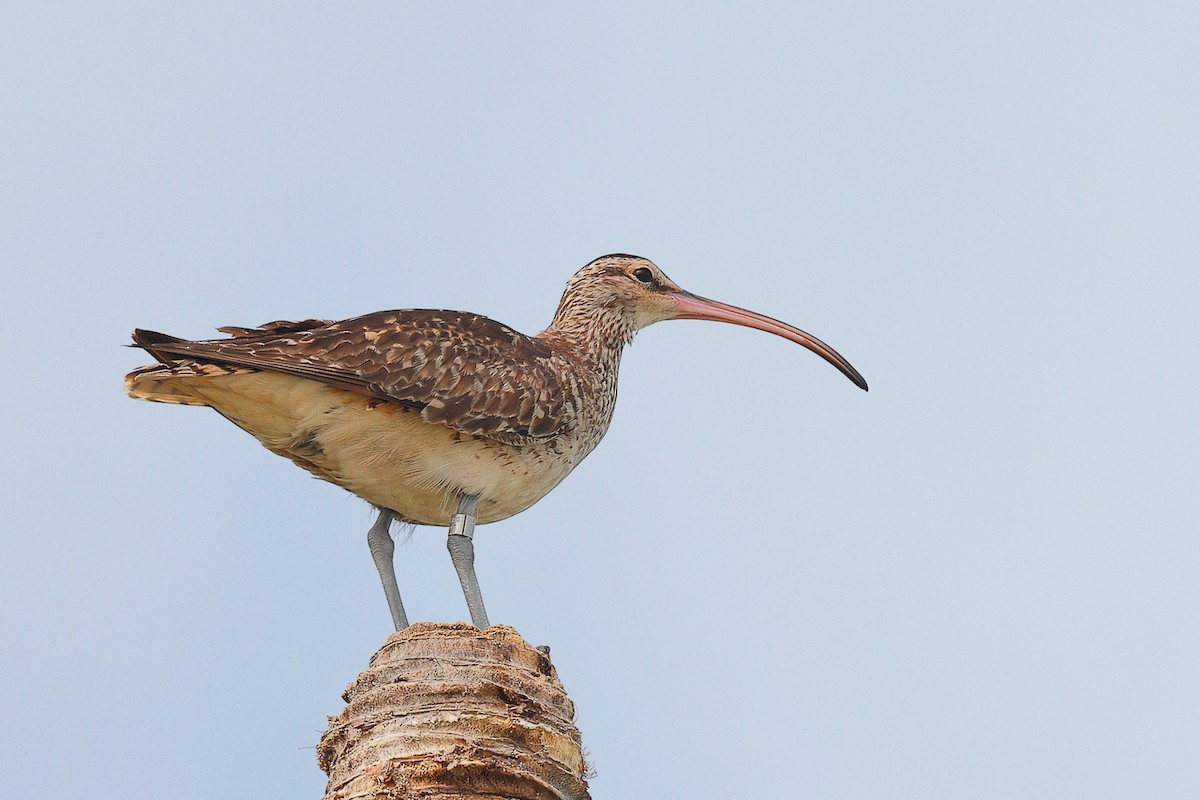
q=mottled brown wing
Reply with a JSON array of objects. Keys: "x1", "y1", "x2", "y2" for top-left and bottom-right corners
[
  {"x1": 132, "y1": 311, "x2": 568, "y2": 444},
  {"x1": 215, "y1": 319, "x2": 335, "y2": 337}
]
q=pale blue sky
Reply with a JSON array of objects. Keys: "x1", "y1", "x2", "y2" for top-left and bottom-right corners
[{"x1": 2, "y1": 3, "x2": 1197, "y2": 798}]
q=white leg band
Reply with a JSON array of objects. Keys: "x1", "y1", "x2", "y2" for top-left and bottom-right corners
[{"x1": 449, "y1": 512, "x2": 475, "y2": 539}]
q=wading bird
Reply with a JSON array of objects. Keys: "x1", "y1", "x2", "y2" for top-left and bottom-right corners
[{"x1": 126, "y1": 254, "x2": 867, "y2": 629}]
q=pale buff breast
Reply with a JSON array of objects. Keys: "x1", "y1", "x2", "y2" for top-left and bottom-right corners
[{"x1": 165, "y1": 371, "x2": 586, "y2": 525}]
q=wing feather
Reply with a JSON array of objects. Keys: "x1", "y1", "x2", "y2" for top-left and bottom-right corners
[{"x1": 132, "y1": 311, "x2": 568, "y2": 445}]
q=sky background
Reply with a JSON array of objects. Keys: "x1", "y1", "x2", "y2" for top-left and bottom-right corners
[{"x1": 2, "y1": 3, "x2": 1197, "y2": 798}]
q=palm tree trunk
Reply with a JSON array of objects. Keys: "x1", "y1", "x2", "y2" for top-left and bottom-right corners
[{"x1": 318, "y1": 622, "x2": 592, "y2": 800}]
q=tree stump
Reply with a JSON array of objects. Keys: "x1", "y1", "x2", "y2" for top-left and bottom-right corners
[{"x1": 318, "y1": 622, "x2": 592, "y2": 800}]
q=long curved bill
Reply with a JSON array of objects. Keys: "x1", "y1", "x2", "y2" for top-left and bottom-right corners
[{"x1": 670, "y1": 291, "x2": 868, "y2": 391}]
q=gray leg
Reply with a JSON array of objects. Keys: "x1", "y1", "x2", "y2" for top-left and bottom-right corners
[
  {"x1": 368, "y1": 509, "x2": 409, "y2": 631},
  {"x1": 447, "y1": 494, "x2": 490, "y2": 629}
]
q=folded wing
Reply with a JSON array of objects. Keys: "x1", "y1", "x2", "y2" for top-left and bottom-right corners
[{"x1": 131, "y1": 311, "x2": 567, "y2": 445}]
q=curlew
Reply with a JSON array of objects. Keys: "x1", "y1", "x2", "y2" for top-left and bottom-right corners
[{"x1": 126, "y1": 254, "x2": 867, "y2": 629}]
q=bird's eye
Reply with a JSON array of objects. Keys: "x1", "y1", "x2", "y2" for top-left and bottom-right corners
[{"x1": 632, "y1": 267, "x2": 654, "y2": 283}]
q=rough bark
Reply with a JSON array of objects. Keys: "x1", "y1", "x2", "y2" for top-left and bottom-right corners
[{"x1": 318, "y1": 622, "x2": 592, "y2": 800}]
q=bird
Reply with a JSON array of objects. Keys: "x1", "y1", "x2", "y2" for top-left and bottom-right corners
[{"x1": 125, "y1": 254, "x2": 867, "y2": 630}]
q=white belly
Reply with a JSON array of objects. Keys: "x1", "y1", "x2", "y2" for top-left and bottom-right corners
[{"x1": 182, "y1": 372, "x2": 584, "y2": 525}]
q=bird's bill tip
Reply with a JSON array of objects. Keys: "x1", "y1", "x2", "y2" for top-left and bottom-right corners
[{"x1": 669, "y1": 290, "x2": 868, "y2": 391}]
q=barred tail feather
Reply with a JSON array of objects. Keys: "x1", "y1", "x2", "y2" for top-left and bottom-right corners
[{"x1": 124, "y1": 361, "x2": 250, "y2": 405}]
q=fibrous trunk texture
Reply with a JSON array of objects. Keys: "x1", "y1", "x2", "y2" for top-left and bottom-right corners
[{"x1": 318, "y1": 622, "x2": 591, "y2": 800}]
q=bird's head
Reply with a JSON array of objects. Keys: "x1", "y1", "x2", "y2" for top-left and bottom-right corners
[{"x1": 551, "y1": 254, "x2": 868, "y2": 390}]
